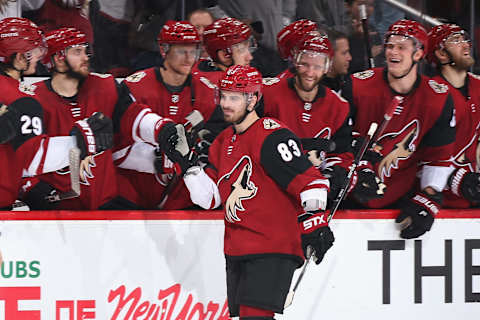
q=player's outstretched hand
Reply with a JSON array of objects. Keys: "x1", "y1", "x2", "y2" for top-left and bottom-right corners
[
  {"x1": 298, "y1": 211, "x2": 334, "y2": 264},
  {"x1": 157, "y1": 122, "x2": 196, "y2": 175},
  {"x1": 71, "y1": 112, "x2": 113, "y2": 159},
  {"x1": 396, "y1": 191, "x2": 441, "y2": 239},
  {"x1": 448, "y1": 168, "x2": 480, "y2": 203}
]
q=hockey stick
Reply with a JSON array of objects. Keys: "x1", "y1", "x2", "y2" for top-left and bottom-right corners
[
  {"x1": 359, "y1": 4, "x2": 375, "y2": 68},
  {"x1": 45, "y1": 147, "x2": 81, "y2": 202},
  {"x1": 157, "y1": 110, "x2": 204, "y2": 208},
  {"x1": 284, "y1": 96, "x2": 402, "y2": 309},
  {"x1": 11, "y1": 147, "x2": 82, "y2": 209},
  {"x1": 283, "y1": 122, "x2": 378, "y2": 309}
]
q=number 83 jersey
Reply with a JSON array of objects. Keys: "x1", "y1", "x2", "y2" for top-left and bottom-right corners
[{"x1": 207, "y1": 117, "x2": 329, "y2": 259}]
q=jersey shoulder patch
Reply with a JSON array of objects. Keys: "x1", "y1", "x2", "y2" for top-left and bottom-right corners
[
  {"x1": 125, "y1": 71, "x2": 147, "y2": 83},
  {"x1": 428, "y1": 79, "x2": 449, "y2": 94},
  {"x1": 262, "y1": 77, "x2": 281, "y2": 86},
  {"x1": 90, "y1": 72, "x2": 112, "y2": 79},
  {"x1": 18, "y1": 82, "x2": 36, "y2": 96},
  {"x1": 263, "y1": 118, "x2": 281, "y2": 130},
  {"x1": 352, "y1": 69, "x2": 374, "y2": 80}
]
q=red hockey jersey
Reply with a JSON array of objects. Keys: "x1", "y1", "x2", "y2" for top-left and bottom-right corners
[
  {"x1": 207, "y1": 117, "x2": 328, "y2": 260},
  {"x1": 27, "y1": 73, "x2": 120, "y2": 209},
  {"x1": 432, "y1": 73, "x2": 480, "y2": 208},
  {"x1": 262, "y1": 76, "x2": 354, "y2": 170},
  {"x1": 115, "y1": 67, "x2": 216, "y2": 209},
  {"x1": 343, "y1": 68, "x2": 456, "y2": 207},
  {"x1": 0, "y1": 74, "x2": 76, "y2": 207}
]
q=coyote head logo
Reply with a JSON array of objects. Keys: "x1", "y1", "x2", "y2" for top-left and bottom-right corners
[
  {"x1": 218, "y1": 156, "x2": 258, "y2": 223},
  {"x1": 377, "y1": 120, "x2": 419, "y2": 181}
]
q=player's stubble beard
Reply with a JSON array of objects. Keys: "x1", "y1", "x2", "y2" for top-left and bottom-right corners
[
  {"x1": 66, "y1": 59, "x2": 89, "y2": 81},
  {"x1": 295, "y1": 73, "x2": 321, "y2": 92},
  {"x1": 452, "y1": 52, "x2": 475, "y2": 70}
]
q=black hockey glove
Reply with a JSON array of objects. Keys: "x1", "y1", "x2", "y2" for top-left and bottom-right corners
[
  {"x1": 21, "y1": 179, "x2": 59, "y2": 210},
  {"x1": 0, "y1": 104, "x2": 21, "y2": 144},
  {"x1": 351, "y1": 135, "x2": 383, "y2": 164},
  {"x1": 302, "y1": 138, "x2": 336, "y2": 168},
  {"x1": 351, "y1": 162, "x2": 385, "y2": 203},
  {"x1": 195, "y1": 128, "x2": 216, "y2": 165},
  {"x1": 298, "y1": 211, "x2": 334, "y2": 264},
  {"x1": 157, "y1": 122, "x2": 196, "y2": 175},
  {"x1": 395, "y1": 191, "x2": 441, "y2": 239},
  {"x1": 322, "y1": 165, "x2": 348, "y2": 200},
  {"x1": 70, "y1": 112, "x2": 113, "y2": 159},
  {"x1": 448, "y1": 168, "x2": 480, "y2": 203}
]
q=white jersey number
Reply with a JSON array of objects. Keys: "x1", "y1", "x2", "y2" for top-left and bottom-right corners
[
  {"x1": 21, "y1": 115, "x2": 42, "y2": 136},
  {"x1": 277, "y1": 139, "x2": 302, "y2": 162}
]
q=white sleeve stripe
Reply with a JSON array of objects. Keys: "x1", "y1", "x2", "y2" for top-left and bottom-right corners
[
  {"x1": 132, "y1": 108, "x2": 151, "y2": 143},
  {"x1": 23, "y1": 138, "x2": 45, "y2": 177},
  {"x1": 42, "y1": 136, "x2": 77, "y2": 174},
  {"x1": 139, "y1": 112, "x2": 163, "y2": 144},
  {"x1": 307, "y1": 178, "x2": 330, "y2": 188},
  {"x1": 420, "y1": 164, "x2": 455, "y2": 192}
]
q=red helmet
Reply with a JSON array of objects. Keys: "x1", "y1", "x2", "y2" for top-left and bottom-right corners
[
  {"x1": 277, "y1": 19, "x2": 318, "y2": 60},
  {"x1": 219, "y1": 65, "x2": 262, "y2": 99},
  {"x1": 203, "y1": 18, "x2": 252, "y2": 60},
  {"x1": 385, "y1": 19, "x2": 428, "y2": 57},
  {"x1": 0, "y1": 17, "x2": 46, "y2": 63},
  {"x1": 294, "y1": 34, "x2": 333, "y2": 71},
  {"x1": 427, "y1": 24, "x2": 469, "y2": 64},
  {"x1": 157, "y1": 20, "x2": 201, "y2": 45},
  {"x1": 43, "y1": 27, "x2": 87, "y2": 67}
]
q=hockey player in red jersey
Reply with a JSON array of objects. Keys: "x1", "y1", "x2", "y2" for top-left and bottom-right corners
[
  {"x1": 262, "y1": 33, "x2": 384, "y2": 206},
  {"x1": 342, "y1": 20, "x2": 456, "y2": 238},
  {"x1": 427, "y1": 24, "x2": 480, "y2": 208},
  {"x1": 178, "y1": 65, "x2": 333, "y2": 319},
  {"x1": 18, "y1": 27, "x2": 120, "y2": 209},
  {"x1": 114, "y1": 21, "x2": 206, "y2": 209},
  {"x1": 193, "y1": 17, "x2": 256, "y2": 120},
  {"x1": 276, "y1": 19, "x2": 322, "y2": 80},
  {"x1": 0, "y1": 18, "x2": 89, "y2": 209}
]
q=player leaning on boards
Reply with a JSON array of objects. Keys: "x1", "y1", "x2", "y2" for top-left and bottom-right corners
[
  {"x1": 427, "y1": 24, "x2": 480, "y2": 209},
  {"x1": 0, "y1": 18, "x2": 91, "y2": 209},
  {"x1": 167, "y1": 65, "x2": 333, "y2": 319},
  {"x1": 342, "y1": 19, "x2": 456, "y2": 239}
]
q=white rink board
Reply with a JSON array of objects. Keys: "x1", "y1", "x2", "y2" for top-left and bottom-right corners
[{"x1": 0, "y1": 217, "x2": 479, "y2": 320}]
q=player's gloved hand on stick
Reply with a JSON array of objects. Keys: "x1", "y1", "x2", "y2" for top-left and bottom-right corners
[
  {"x1": 298, "y1": 210, "x2": 334, "y2": 264},
  {"x1": 395, "y1": 190, "x2": 441, "y2": 239},
  {"x1": 351, "y1": 161, "x2": 385, "y2": 203},
  {"x1": 157, "y1": 122, "x2": 196, "y2": 175},
  {"x1": 448, "y1": 168, "x2": 480, "y2": 203},
  {"x1": 302, "y1": 138, "x2": 336, "y2": 168},
  {"x1": 351, "y1": 135, "x2": 383, "y2": 164},
  {"x1": 0, "y1": 104, "x2": 21, "y2": 144},
  {"x1": 70, "y1": 112, "x2": 113, "y2": 159}
]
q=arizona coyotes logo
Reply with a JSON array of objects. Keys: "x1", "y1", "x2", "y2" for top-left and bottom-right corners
[
  {"x1": 217, "y1": 156, "x2": 258, "y2": 223},
  {"x1": 376, "y1": 120, "x2": 420, "y2": 181},
  {"x1": 452, "y1": 121, "x2": 480, "y2": 172},
  {"x1": 56, "y1": 153, "x2": 100, "y2": 185}
]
